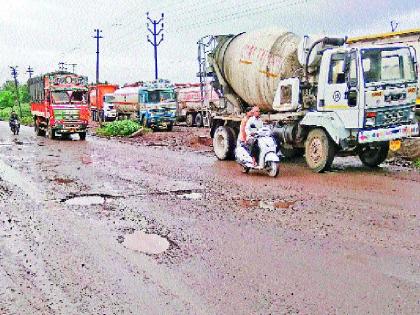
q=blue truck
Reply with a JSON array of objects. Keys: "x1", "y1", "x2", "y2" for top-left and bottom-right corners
[{"x1": 138, "y1": 80, "x2": 177, "y2": 131}]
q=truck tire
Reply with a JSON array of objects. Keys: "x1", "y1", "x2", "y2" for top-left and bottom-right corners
[
  {"x1": 186, "y1": 113, "x2": 195, "y2": 127},
  {"x1": 167, "y1": 123, "x2": 173, "y2": 132},
  {"x1": 305, "y1": 128, "x2": 336, "y2": 173},
  {"x1": 195, "y1": 113, "x2": 203, "y2": 127},
  {"x1": 47, "y1": 125, "x2": 55, "y2": 140},
  {"x1": 79, "y1": 132, "x2": 87, "y2": 141},
  {"x1": 34, "y1": 120, "x2": 45, "y2": 136},
  {"x1": 358, "y1": 142, "x2": 389, "y2": 167},
  {"x1": 213, "y1": 126, "x2": 236, "y2": 160}
]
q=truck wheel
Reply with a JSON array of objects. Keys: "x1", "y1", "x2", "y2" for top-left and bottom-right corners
[
  {"x1": 305, "y1": 128, "x2": 336, "y2": 173},
  {"x1": 167, "y1": 123, "x2": 173, "y2": 132},
  {"x1": 35, "y1": 120, "x2": 44, "y2": 136},
  {"x1": 186, "y1": 113, "x2": 195, "y2": 127},
  {"x1": 79, "y1": 132, "x2": 87, "y2": 141},
  {"x1": 358, "y1": 142, "x2": 389, "y2": 167},
  {"x1": 195, "y1": 113, "x2": 203, "y2": 127},
  {"x1": 213, "y1": 126, "x2": 236, "y2": 160},
  {"x1": 47, "y1": 125, "x2": 55, "y2": 140}
]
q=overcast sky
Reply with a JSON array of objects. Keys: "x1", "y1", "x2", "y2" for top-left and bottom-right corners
[{"x1": 1, "y1": 0, "x2": 420, "y2": 86}]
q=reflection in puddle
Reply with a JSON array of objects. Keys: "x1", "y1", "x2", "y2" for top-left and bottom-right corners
[
  {"x1": 65, "y1": 196, "x2": 105, "y2": 206},
  {"x1": 123, "y1": 231, "x2": 169, "y2": 254}
]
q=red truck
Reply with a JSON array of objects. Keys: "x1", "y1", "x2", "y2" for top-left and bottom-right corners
[
  {"x1": 29, "y1": 71, "x2": 90, "y2": 140},
  {"x1": 89, "y1": 84, "x2": 119, "y2": 122}
]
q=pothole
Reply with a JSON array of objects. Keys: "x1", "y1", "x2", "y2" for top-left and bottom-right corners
[
  {"x1": 240, "y1": 199, "x2": 296, "y2": 210},
  {"x1": 123, "y1": 231, "x2": 170, "y2": 254},
  {"x1": 177, "y1": 192, "x2": 203, "y2": 200},
  {"x1": 64, "y1": 196, "x2": 105, "y2": 206}
]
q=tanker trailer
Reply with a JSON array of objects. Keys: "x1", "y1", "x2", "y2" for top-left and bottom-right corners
[{"x1": 203, "y1": 29, "x2": 418, "y2": 172}]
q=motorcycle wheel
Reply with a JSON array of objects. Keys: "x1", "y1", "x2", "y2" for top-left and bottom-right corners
[{"x1": 267, "y1": 161, "x2": 279, "y2": 177}]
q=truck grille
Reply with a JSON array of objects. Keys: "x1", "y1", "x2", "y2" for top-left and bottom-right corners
[{"x1": 374, "y1": 107, "x2": 411, "y2": 127}]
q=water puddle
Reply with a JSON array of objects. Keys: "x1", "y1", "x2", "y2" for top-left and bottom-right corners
[
  {"x1": 123, "y1": 231, "x2": 169, "y2": 254},
  {"x1": 177, "y1": 192, "x2": 203, "y2": 200},
  {"x1": 240, "y1": 199, "x2": 296, "y2": 210},
  {"x1": 64, "y1": 196, "x2": 105, "y2": 206}
]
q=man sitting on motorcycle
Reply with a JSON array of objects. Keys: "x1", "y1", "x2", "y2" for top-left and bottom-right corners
[
  {"x1": 9, "y1": 111, "x2": 19, "y2": 127},
  {"x1": 245, "y1": 106, "x2": 263, "y2": 165}
]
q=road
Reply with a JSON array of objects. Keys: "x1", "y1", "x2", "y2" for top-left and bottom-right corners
[{"x1": 0, "y1": 121, "x2": 419, "y2": 314}]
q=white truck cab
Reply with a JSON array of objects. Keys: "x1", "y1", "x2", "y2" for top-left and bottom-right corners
[{"x1": 103, "y1": 93, "x2": 117, "y2": 121}]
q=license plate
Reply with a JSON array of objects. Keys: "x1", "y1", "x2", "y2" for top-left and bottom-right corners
[{"x1": 389, "y1": 140, "x2": 401, "y2": 152}]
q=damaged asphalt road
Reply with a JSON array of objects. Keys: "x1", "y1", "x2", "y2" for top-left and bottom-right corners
[{"x1": 0, "y1": 121, "x2": 419, "y2": 314}]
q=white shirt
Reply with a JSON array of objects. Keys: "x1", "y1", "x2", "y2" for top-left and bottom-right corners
[{"x1": 245, "y1": 116, "x2": 263, "y2": 140}]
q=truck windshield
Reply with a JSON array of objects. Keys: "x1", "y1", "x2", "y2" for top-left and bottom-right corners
[
  {"x1": 362, "y1": 47, "x2": 416, "y2": 86},
  {"x1": 52, "y1": 91, "x2": 70, "y2": 103},
  {"x1": 70, "y1": 91, "x2": 87, "y2": 103},
  {"x1": 147, "y1": 90, "x2": 175, "y2": 103},
  {"x1": 104, "y1": 95, "x2": 115, "y2": 103}
]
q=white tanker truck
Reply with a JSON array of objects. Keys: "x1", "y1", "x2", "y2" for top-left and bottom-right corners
[{"x1": 201, "y1": 29, "x2": 419, "y2": 172}]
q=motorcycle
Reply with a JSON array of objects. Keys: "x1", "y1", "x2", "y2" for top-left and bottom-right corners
[
  {"x1": 235, "y1": 126, "x2": 281, "y2": 177},
  {"x1": 10, "y1": 119, "x2": 20, "y2": 135}
]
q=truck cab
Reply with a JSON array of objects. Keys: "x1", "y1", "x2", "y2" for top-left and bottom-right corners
[
  {"x1": 304, "y1": 45, "x2": 418, "y2": 141},
  {"x1": 298, "y1": 44, "x2": 418, "y2": 170},
  {"x1": 138, "y1": 81, "x2": 177, "y2": 131},
  {"x1": 103, "y1": 93, "x2": 117, "y2": 121}
]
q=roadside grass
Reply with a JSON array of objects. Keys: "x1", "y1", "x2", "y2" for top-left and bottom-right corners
[
  {"x1": 96, "y1": 120, "x2": 150, "y2": 137},
  {"x1": 0, "y1": 104, "x2": 33, "y2": 126},
  {"x1": 414, "y1": 158, "x2": 420, "y2": 169}
]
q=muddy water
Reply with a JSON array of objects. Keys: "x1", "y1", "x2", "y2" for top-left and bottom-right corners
[
  {"x1": 64, "y1": 196, "x2": 105, "y2": 206},
  {"x1": 123, "y1": 231, "x2": 170, "y2": 254}
]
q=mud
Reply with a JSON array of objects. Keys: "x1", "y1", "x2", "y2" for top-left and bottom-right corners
[{"x1": 0, "y1": 121, "x2": 419, "y2": 314}]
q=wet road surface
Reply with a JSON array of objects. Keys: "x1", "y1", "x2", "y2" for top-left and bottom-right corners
[{"x1": 0, "y1": 121, "x2": 419, "y2": 314}]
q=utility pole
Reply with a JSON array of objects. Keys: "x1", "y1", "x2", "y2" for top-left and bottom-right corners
[
  {"x1": 93, "y1": 29, "x2": 103, "y2": 122},
  {"x1": 58, "y1": 62, "x2": 66, "y2": 71},
  {"x1": 26, "y1": 66, "x2": 34, "y2": 79},
  {"x1": 93, "y1": 29, "x2": 103, "y2": 84},
  {"x1": 9, "y1": 66, "x2": 22, "y2": 117},
  {"x1": 147, "y1": 12, "x2": 164, "y2": 80},
  {"x1": 67, "y1": 63, "x2": 77, "y2": 73},
  {"x1": 391, "y1": 20, "x2": 399, "y2": 32}
]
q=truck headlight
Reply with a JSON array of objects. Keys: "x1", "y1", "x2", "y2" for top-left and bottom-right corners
[
  {"x1": 409, "y1": 107, "x2": 416, "y2": 120},
  {"x1": 365, "y1": 117, "x2": 375, "y2": 127}
]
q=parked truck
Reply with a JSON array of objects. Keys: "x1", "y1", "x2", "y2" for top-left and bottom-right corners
[
  {"x1": 201, "y1": 29, "x2": 419, "y2": 172},
  {"x1": 347, "y1": 28, "x2": 420, "y2": 117},
  {"x1": 89, "y1": 84, "x2": 118, "y2": 122},
  {"x1": 175, "y1": 83, "x2": 219, "y2": 127},
  {"x1": 29, "y1": 71, "x2": 90, "y2": 140},
  {"x1": 138, "y1": 80, "x2": 177, "y2": 131}
]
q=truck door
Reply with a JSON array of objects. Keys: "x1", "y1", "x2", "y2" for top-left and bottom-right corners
[{"x1": 319, "y1": 51, "x2": 360, "y2": 128}]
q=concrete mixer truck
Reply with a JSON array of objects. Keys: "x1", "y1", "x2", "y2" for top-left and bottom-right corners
[{"x1": 200, "y1": 29, "x2": 419, "y2": 172}]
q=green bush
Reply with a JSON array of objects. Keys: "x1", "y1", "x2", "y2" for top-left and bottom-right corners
[
  {"x1": 0, "y1": 103, "x2": 32, "y2": 125},
  {"x1": 96, "y1": 120, "x2": 146, "y2": 137},
  {"x1": 414, "y1": 158, "x2": 420, "y2": 169}
]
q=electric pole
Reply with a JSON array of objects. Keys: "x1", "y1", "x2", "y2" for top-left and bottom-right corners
[
  {"x1": 391, "y1": 20, "x2": 399, "y2": 32},
  {"x1": 93, "y1": 29, "x2": 103, "y2": 84},
  {"x1": 147, "y1": 12, "x2": 164, "y2": 80},
  {"x1": 27, "y1": 66, "x2": 34, "y2": 79},
  {"x1": 93, "y1": 29, "x2": 103, "y2": 122},
  {"x1": 58, "y1": 62, "x2": 66, "y2": 71},
  {"x1": 67, "y1": 63, "x2": 77, "y2": 73},
  {"x1": 9, "y1": 66, "x2": 22, "y2": 117}
]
